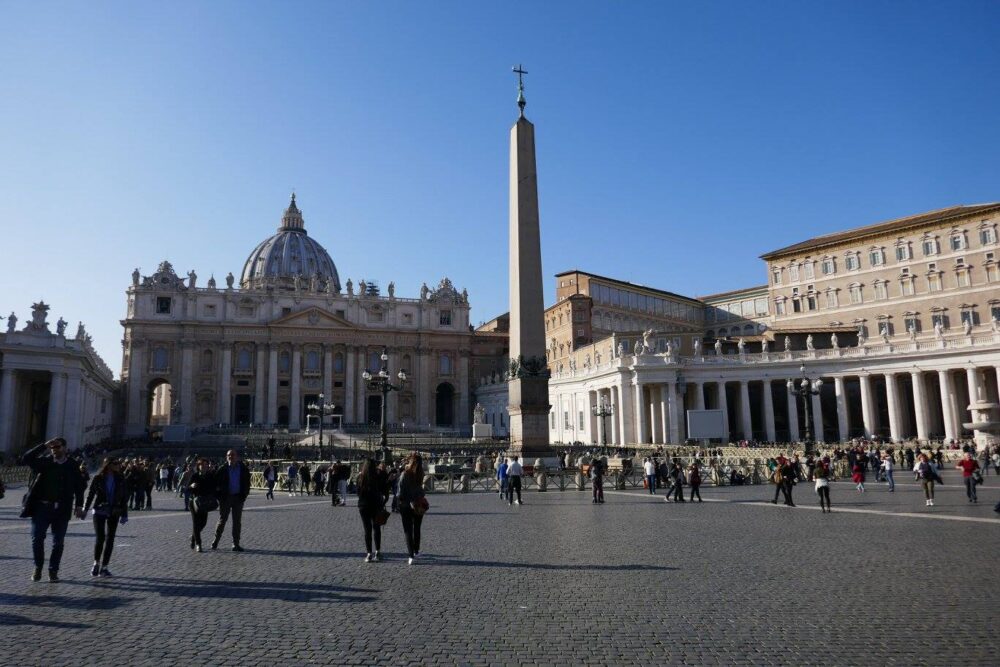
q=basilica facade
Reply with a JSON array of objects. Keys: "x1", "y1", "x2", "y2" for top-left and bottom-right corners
[{"x1": 122, "y1": 196, "x2": 474, "y2": 436}]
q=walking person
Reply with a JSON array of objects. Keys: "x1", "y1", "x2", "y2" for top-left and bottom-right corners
[
  {"x1": 688, "y1": 463, "x2": 703, "y2": 502},
  {"x1": 956, "y1": 451, "x2": 980, "y2": 503},
  {"x1": 335, "y1": 459, "x2": 350, "y2": 506},
  {"x1": 262, "y1": 461, "x2": 277, "y2": 501},
  {"x1": 591, "y1": 458, "x2": 605, "y2": 504},
  {"x1": 643, "y1": 457, "x2": 656, "y2": 494},
  {"x1": 397, "y1": 453, "x2": 428, "y2": 565},
  {"x1": 286, "y1": 461, "x2": 299, "y2": 497},
  {"x1": 20, "y1": 438, "x2": 86, "y2": 582},
  {"x1": 356, "y1": 459, "x2": 388, "y2": 562},
  {"x1": 914, "y1": 453, "x2": 939, "y2": 507},
  {"x1": 852, "y1": 461, "x2": 866, "y2": 493},
  {"x1": 497, "y1": 456, "x2": 509, "y2": 499},
  {"x1": 814, "y1": 458, "x2": 832, "y2": 512},
  {"x1": 506, "y1": 455, "x2": 523, "y2": 505},
  {"x1": 212, "y1": 449, "x2": 251, "y2": 551},
  {"x1": 83, "y1": 458, "x2": 130, "y2": 576},
  {"x1": 299, "y1": 462, "x2": 311, "y2": 496},
  {"x1": 881, "y1": 452, "x2": 895, "y2": 492},
  {"x1": 187, "y1": 458, "x2": 216, "y2": 552}
]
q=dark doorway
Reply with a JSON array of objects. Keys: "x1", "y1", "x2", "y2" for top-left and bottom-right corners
[
  {"x1": 435, "y1": 383, "x2": 455, "y2": 426},
  {"x1": 234, "y1": 395, "x2": 253, "y2": 425},
  {"x1": 277, "y1": 405, "x2": 289, "y2": 426},
  {"x1": 367, "y1": 395, "x2": 383, "y2": 426}
]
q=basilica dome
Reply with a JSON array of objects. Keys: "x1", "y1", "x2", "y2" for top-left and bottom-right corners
[{"x1": 240, "y1": 194, "x2": 341, "y2": 291}]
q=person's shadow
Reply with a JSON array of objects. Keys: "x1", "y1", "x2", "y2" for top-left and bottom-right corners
[{"x1": 73, "y1": 576, "x2": 378, "y2": 603}]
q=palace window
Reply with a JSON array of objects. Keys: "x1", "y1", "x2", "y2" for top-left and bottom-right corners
[
  {"x1": 439, "y1": 354, "x2": 452, "y2": 375},
  {"x1": 806, "y1": 292, "x2": 817, "y2": 311},
  {"x1": 950, "y1": 231, "x2": 967, "y2": 251},
  {"x1": 904, "y1": 314, "x2": 920, "y2": 334},
  {"x1": 825, "y1": 289, "x2": 839, "y2": 308},
  {"x1": 955, "y1": 258, "x2": 971, "y2": 288},
  {"x1": 960, "y1": 307, "x2": 976, "y2": 326},
  {"x1": 922, "y1": 236, "x2": 940, "y2": 256},
  {"x1": 439, "y1": 310, "x2": 452, "y2": 326},
  {"x1": 845, "y1": 252, "x2": 860, "y2": 271},
  {"x1": 236, "y1": 348, "x2": 253, "y2": 371},
  {"x1": 791, "y1": 288, "x2": 801, "y2": 313},
  {"x1": 278, "y1": 351, "x2": 290, "y2": 372},
  {"x1": 803, "y1": 261, "x2": 815, "y2": 279},
  {"x1": 772, "y1": 269, "x2": 782, "y2": 285},
  {"x1": 156, "y1": 297, "x2": 172, "y2": 314},
  {"x1": 986, "y1": 253, "x2": 999, "y2": 283},
  {"x1": 848, "y1": 284, "x2": 863, "y2": 304},
  {"x1": 151, "y1": 347, "x2": 169, "y2": 371},
  {"x1": 931, "y1": 310, "x2": 947, "y2": 328},
  {"x1": 821, "y1": 257, "x2": 836, "y2": 275},
  {"x1": 789, "y1": 263, "x2": 800, "y2": 282},
  {"x1": 895, "y1": 241, "x2": 912, "y2": 262},
  {"x1": 869, "y1": 248, "x2": 885, "y2": 267},
  {"x1": 927, "y1": 272, "x2": 942, "y2": 292},
  {"x1": 775, "y1": 299, "x2": 786, "y2": 316},
  {"x1": 979, "y1": 224, "x2": 997, "y2": 246},
  {"x1": 873, "y1": 280, "x2": 888, "y2": 301},
  {"x1": 991, "y1": 302, "x2": 1000, "y2": 322},
  {"x1": 333, "y1": 353, "x2": 344, "y2": 373},
  {"x1": 305, "y1": 350, "x2": 320, "y2": 372}
]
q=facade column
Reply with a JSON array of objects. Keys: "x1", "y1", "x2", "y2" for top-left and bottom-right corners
[
  {"x1": 594, "y1": 391, "x2": 604, "y2": 445},
  {"x1": 219, "y1": 344, "x2": 232, "y2": 424},
  {"x1": 739, "y1": 380, "x2": 752, "y2": 441},
  {"x1": 938, "y1": 369, "x2": 957, "y2": 442},
  {"x1": 762, "y1": 380, "x2": 776, "y2": 442},
  {"x1": 62, "y1": 373, "x2": 82, "y2": 449},
  {"x1": 717, "y1": 382, "x2": 730, "y2": 442},
  {"x1": 966, "y1": 366, "x2": 984, "y2": 409},
  {"x1": 859, "y1": 374, "x2": 875, "y2": 439},
  {"x1": 125, "y1": 342, "x2": 145, "y2": 432},
  {"x1": 618, "y1": 380, "x2": 634, "y2": 444},
  {"x1": 417, "y1": 348, "x2": 430, "y2": 426},
  {"x1": 46, "y1": 371, "x2": 67, "y2": 440},
  {"x1": 834, "y1": 376, "x2": 850, "y2": 442},
  {"x1": 649, "y1": 386, "x2": 661, "y2": 443},
  {"x1": 693, "y1": 381, "x2": 705, "y2": 410},
  {"x1": 634, "y1": 382, "x2": 647, "y2": 444},
  {"x1": 322, "y1": 345, "x2": 333, "y2": 408},
  {"x1": 811, "y1": 390, "x2": 824, "y2": 444},
  {"x1": 344, "y1": 346, "x2": 356, "y2": 424},
  {"x1": 610, "y1": 387, "x2": 620, "y2": 445},
  {"x1": 386, "y1": 349, "x2": 398, "y2": 425},
  {"x1": 786, "y1": 382, "x2": 800, "y2": 442},
  {"x1": 659, "y1": 385, "x2": 669, "y2": 445},
  {"x1": 180, "y1": 342, "x2": 194, "y2": 425},
  {"x1": 267, "y1": 345, "x2": 278, "y2": 425},
  {"x1": 667, "y1": 381, "x2": 681, "y2": 443},
  {"x1": 289, "y1": 347, "x2": 301, "y2": 429},
  {"x1": 0, "y1": 369, "x2": 18, "y2": 453},
  {"x1": 458, "y1": 352, "x2": 470, "y2": 426},
  {"x1": 884, "y1": 372, "x2": 902, "y2": 443},
  {"x1": 255, "y1": 344, "x2": 267, "y2": 424},
  {"x1": 911, "y1": 371, "x2": 929, "y2": 442}
]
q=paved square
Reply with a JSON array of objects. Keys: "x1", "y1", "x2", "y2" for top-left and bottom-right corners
[{"x1": 1, "y1": 471, "x2": 997, "y2": 666}]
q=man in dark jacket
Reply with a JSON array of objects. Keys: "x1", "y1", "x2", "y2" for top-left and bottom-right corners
[
  {"x1": 20, "y1": 437, "x2": 86, "y2": 582},
  {"x1": 211, "y1": 449, "x2": 251, "y2": 551}
]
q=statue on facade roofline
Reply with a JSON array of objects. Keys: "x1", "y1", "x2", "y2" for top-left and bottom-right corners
[
  {"x1": 617, "y1": 341, "x2": 626, "y2": 358},
  {"x1": 132, "y1": 268, "x2": 140, "y2": 287},
  {"x1": 642, "y1": 328, "x2": 655, "y2": 352},
  {"x1": 6, "y1": 312, "x2": 16, "y2": 334},
  {"x1": 226, "y1": 272, "x2": 235, "y2": 289},
  {"x1": 934, "y1": 320, "x2": 944, "y2": 340},
  {"x1": 388, "y1": 281, "x2": 395, "y2": 298},
  {"x1": 346, "y1": 279, "x2": 354, "y2": 296},
  {"x1": 207, "y1": 275, "x2": 217, "y2": 289},
  {"x1": 420, "y1": 282, "x2": 428, "y2": 300},
  {"x1": 633, "y1": 340, "x2": 643, "y2": 357},
  {"x1": 461, "y1": 287, "x2": 468, "y2": 303},
  {"x1": 56, "y1": 317, "x2": 67, "y2": 336},
  {"x1": 359, "y1": 280, "x2": 367, "y2": 296},
  {"x1": 310, "y1": 273, "x2": 319, "y2": 293},
  {"x1": 187, "y1": 270, "x2": 197, "y2": 288},
  {"x1": 76, "y1": 322, "x2": 86, "y2": 339}
]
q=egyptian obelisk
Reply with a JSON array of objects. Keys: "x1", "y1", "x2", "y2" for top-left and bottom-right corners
[{"x1": 507, "y1": 65, "x2": 552, "y2": 457}]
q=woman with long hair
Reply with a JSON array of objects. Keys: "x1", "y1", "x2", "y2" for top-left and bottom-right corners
[
  {"x1": 83, "y1": 458, "x2": 130, "y2": 576},
  {"x1": 356, "y1": 459, "x2": 388, "y2": 562},
  {"x1": 187, "y1": 458, "x2": 217, "y2": 552},
  {"x1": 397, "y1": 453, "x2": 427, "y2": 565}
]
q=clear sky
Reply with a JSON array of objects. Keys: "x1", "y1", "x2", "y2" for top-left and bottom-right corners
[{"x1": 2, "y1": 1, "x2": 998, "y2": 376}]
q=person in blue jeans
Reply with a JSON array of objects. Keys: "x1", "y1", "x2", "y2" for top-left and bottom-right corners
[
  {"x1": 881, "y1": 453, "x2": 895, "y2": 492},
  {"x1": 497, "y1": 457, "x2": 509, "y2": 499},
  {"x1": 20, "y1": 438, "x2": 86, "y2": 582}
]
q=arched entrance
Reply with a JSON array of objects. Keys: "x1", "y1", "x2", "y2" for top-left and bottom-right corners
[
  {"x1": 435, "y1": 382, "x2": 455, "y2": 427},
  {"x1": 367, "y1": 395, "x2": 383, "y2": 426},
  {"x1": 147, "y1": 380, "x2": 173, "y2": 429}
]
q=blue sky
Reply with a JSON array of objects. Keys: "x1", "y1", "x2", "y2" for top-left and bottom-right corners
[{"x1": 2, "y1": 1, "x2": 998, "y2": 376}]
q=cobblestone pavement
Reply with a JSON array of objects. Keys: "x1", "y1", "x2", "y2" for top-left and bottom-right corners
[{"x1": 1, "y1": 470, "x2": 997, "y2": 666}]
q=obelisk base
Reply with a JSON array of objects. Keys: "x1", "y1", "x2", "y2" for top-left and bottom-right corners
[{"x1": 507, "y1": 376, "x2": 554, "y2": 458}]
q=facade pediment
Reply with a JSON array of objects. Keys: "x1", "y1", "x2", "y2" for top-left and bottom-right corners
[{"x1": 269, "y1": 307, "x2": 356, "y2": 329}]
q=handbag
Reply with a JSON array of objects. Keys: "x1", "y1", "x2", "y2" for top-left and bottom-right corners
[
  {"x1": 972, "y1": 470, "x2": 984, "y2": 485},
  {"x1": 374, "y1": 508, "x2": 391, "y2": 526},
  {"x1": 193, "y1": 495, "x2": 219, "y2": 514},
  {"x1": 412, "y1": 496, "x2": 430, "y2": 516}
]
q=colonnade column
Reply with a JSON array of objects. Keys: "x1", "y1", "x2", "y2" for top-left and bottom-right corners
[
  {"x1": 322, "y1": 346, "x2": 333, "y2": 408},
  {"x1": 610, "y1": 387, "x2": 620, "y2": 445},
  {"x1": 966, "y1": 366, "x2": 984, "y2": 406},
  {"x1": 344, "y1": 345, "x2": 356, "y2": 424},
  {"x1": 911, "y1": 371, "x2": 929, "y2": 442},
  {"x1": 45, "y1": 371, "x2": 66, "y2": 440},
  {"x1": 458, "y1": 352, "x2": 470, "y2": 426},
  {"x1": 649, "y1": 387, "x2": 661, "y2": 443},
  {"x1": 884, "y1": 372, "x2": 902, "y2": 443},
  {"x1": 289, "y1": 347, "x2": 301, "y2": 429},
  {"x1": 938, "y1": 370, "x2": 958, "y2": 441},
  {"x1": 762, "y1": 380, "x2": 776, "y2": 442},
  {"x1": 62, "y1": 373, "x2": 82, "y2": 449},
  {"x1": 219, "y1": 344, "x2": 232, "y2": 424},
  {"x1": 739, "y1": 380, "x2": 752, "y2": 440},
  {"x1": 786, "y1": 380, "x2": 800, "y2": 441},
  {"x1": 667, "y1": 381, "x2": 681, "y2": 444},
  {"x1": 417, "y1": 348, "x2": 430, "y2": 426},
  {"x1": 180, "y1": 341, "x2": 194, "y2": 424},
  {"x1": 834, "y1": 376, "x2": 849, "y2": 442},
  {"x1": 255, "y1": 344, "x2": 267, "y2": 424},
  {"x1": 693, "y1": 381, "x2": 705, "y2": 410},
  {"x1": 0, "y1": 369, "x2": 17, "y2": 453},
  {"x1": 659, "y1": 386, "x2": 669, "y2": 445},
  {"x1": 811, "y1": 390, "x2": 824, "y2": 444},
  {"x1": 859, "y1": 374, "x2": 875, "y2": 439},
  {"x1": 634, "y1": 382, "x2": 647, "y2": 444},
  {"x1": 717, "y1": 382, "x2": 730, "y2": 442},
  {"x1": 267, "y1": 344, "x2": 278, "y2": 425},
  {"x1": 617, "y1": 383, "x2": 631, "y2": 444}
]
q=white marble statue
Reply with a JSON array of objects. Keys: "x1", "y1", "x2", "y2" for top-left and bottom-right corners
[
  {"x1": 207, "y1": 275, "x2": 217, "y2": 289},
  {"x1": 934, "y1": 321, "x2": 944, "y2": 340},
  {"x1": 908, "y1": 324, "x2": 917, "y2": 341},
  {"x1": 665, "y1": 339, "x2": 673, "y2": 358},
  {"x1": 634, "y1": 340, "x2": 643, "y2": 357},
  {"x1": 642, "y1": 328, "x2": 655, "y2": 353},
  {"x1": 714, "y1": 339, "x2": 722, "y2": 356},
  {"x1": 880, "y1": 325, "x2": 890, "y2": 344},
  {"x1": 760, "y1": 339, "x2": 769, "y2": 354},
  {"x1": 473, "y1": 403, "x2": 486, "y2": 424},
  {"x1": 992, "y1": 316, "x2": 1000, "y2": 333},
  {"x1": 693, "y1": 338, "x2": 702, "y2": 356},
  {"x1": 857, "y1": 328, "x2": 866, "y2": 346},
  {"x1": 963, "y1": 319, "x2": 972, "y2": 336},
  {"x1": 132, "y1": 268, "x2": 141, "y2": 287},
  {"x1": 56, "y1": 317, "x2": 67, "y2": 336},
  {"x1": 831, "y1": 332, "x2": 839, "y2": 349},
  {"x1": 346, "y1": 279, "x2": 354, "y2": 296},
  {"x1": 806, "y1": 334, "x2": 814, "y2": 351},
  {"x1": 784, "y1": 336, "x2": 792, "y2": 352},
  {"x1": 388, "y1": 281, "x2": 395, "y2": 298},
  {"x1": 187, "y1": 270, "x2": 197, "y2": 288},
  {"x1": 617, "y1": 341, "x2": 626, "y2": 358},
  {"x1": 420, "y1": 282, "x2": 428, "y2": 300},
  {"x1": 6, "y1": 312, "x2": 16, "y2": 333},
  {"x1": 76, "y1": 322, "x2": 86, "y2": 339},
  {"x1": 226, "y1": 272, "x2": 235, "y2": 289},
  {"x1": 358, "y1": 280, "x2": 367, "y2": 296}
]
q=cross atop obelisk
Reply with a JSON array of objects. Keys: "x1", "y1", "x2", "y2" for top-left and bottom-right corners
[
  {"x1": 507, "y1": 64, "x2": 552, "y2": 458},
  {"x1": 513, "y1": 64, "x2": 528, "y2": 117}
]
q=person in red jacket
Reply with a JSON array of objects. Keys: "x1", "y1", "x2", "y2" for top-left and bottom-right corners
[
  {"x1": 852, "y1": 462, "x2": 865, "y2": 493},
  {"x1": 956, "y1": 451, "x2": 980, "y2": 503}
]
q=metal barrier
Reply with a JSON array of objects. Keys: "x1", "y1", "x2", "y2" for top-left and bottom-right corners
[{"x1": 1, "y1": 466, "x2": 32, "y2": 485}]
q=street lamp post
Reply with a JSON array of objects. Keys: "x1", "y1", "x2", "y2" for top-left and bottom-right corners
[
  {"x1": 362, "y1": 347, "x2": 407, "y2": 463},
  {"x1": 307, "y1": 394, "x2": 337, "y2": 454},
  {"x1": 787, "y1": 364, "x2": 823, "y2": 455},
  {"x1": 592, "y1": 396, "x2": 614, "y2": 447}
]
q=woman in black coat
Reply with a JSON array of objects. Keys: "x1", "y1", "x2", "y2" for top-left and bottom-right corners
[
  {"x1": 187, "y1": 458, "x2": 217, "y2": 552},
  {"x1": 356, "y1": 459, "x2": 388, "y2": 562},
  {"x1": 84, "y1": 458, "x2": 130, "y2": 577}
]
